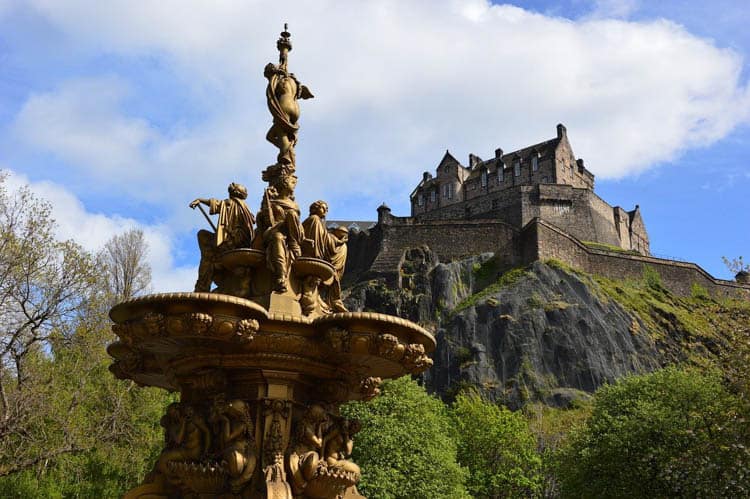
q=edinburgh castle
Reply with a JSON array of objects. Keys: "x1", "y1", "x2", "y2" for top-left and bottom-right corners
[{"x1": 340, "y1": 125, "x2": 749, "y2": 299}]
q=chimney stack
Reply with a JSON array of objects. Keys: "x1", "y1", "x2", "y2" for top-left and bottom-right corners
[{"x1": 557, "y1": 123, "x2": 567, "y2": 139}]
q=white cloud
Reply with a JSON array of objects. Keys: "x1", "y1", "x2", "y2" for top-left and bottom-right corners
[
  {"x1": 15, "y1": 77, "x2": 157, "y2": 178},
  {"x1": 3, "y1": 169, "x2": 196, "y2": 293},
  {"x1": 7, "y1": 0, "x2": 750, "y2": 219}
]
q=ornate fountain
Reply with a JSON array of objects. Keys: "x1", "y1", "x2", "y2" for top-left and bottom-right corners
[{"x1": 107, "y1": 26, "x2": 435, "y2": 499}]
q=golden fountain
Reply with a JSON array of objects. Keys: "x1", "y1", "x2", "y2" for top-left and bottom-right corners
[{"x1": 107, "y1": 25, "x2": 435, "y2": 499}]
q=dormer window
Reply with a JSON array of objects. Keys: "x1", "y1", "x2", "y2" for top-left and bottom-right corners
[
  {"x1": 481, "y1": 169, "x2": 488, "y2": 187},
  {"x1": 532, "y1": 154, "x2": 539, "y2": 172},
  {"x1": 514, "y1": 160, "x2": 521, "y2": 177}
]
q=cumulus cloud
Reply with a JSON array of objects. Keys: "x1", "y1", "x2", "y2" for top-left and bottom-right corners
[
  {"x1": 6, "y1": 0, "x2": 750, "y2": 219},
  {"x1": 3, "y1": 169, "x2": 196, "y2": 293}
]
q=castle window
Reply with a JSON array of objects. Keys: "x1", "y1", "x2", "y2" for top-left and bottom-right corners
[
  {"x1": 498, "y1": 166, "x2": 504, "y2": 183},
  {"x1": 481, "y1": 169, "x2": 488, "y2": 187},
  {"x1": 443, "y1": 183, "x2": 453, "y2": 199},
  {"x1": 514, "y1": 160, "x2": 521, "y2": 177},
  {"x1": 418, "y1": 194, "x2": 424, "y2": 206},
  {"x1": 430, "y1": 190, "x2": 436, "y2": 203},
  {"x1": 532, "y1": 154, "x2": 539, "y2": 171}
]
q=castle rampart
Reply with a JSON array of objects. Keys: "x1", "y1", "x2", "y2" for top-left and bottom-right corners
[
  {"x1": 338, "y1": 125, "x2": 747, "y2": 300},
  {"x1": 343, "y1": 216, "x2": 750, "y2": 300}
]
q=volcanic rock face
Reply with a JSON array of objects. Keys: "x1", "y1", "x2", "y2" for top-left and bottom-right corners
[{"x1": 345, "y1": 247, "x2": 663, "y2": 409}]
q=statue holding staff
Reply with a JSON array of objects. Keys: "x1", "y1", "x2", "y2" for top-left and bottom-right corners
[{"x1": 190, "y1": 182, "x2": 255, "y2": 292}]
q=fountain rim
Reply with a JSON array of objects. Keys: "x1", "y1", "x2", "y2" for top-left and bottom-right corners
[{"x1": 109, "y1": 291, "x2": 269, "y2": 323}]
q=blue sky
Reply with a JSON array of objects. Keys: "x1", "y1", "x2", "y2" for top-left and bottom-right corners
[{"x1": 0, "y1": 0, "x2": 748, "y2": 289}]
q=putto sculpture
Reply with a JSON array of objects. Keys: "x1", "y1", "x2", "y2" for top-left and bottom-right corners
[{"x1": 107, "y1": 25, "x2": 435, "y2": 499}]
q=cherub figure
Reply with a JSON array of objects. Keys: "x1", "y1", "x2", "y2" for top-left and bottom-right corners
[
  {"x1": 323, "y1": 418, "x2": 362, "y2": 477},
  {"x1": 289, "y1": 404, "x2": 329, "y2": 495},
  {"x1": 210, "y1": 399, "x2": 257, "y2": 493},
  {"x1": 154, "y1": 404, "x2": 211, "y2": 478}
]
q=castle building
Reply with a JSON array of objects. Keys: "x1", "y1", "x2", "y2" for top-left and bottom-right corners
[
  {"x1": 408, "y1": 124, "x2": 649, "y2": 254},
  {"x1": 341, "y1": 124, "x2": 748, "y2": 299}
]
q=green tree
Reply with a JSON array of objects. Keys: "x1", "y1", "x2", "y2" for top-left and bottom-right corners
[
  {"x1": 451, "y1": 393, "x2": 542, "y2": 498},
  {"x1": 341, "y1": 376, "x2": 469, "y2": 499},
  {"x1": 558, "y1": 367, "x2": 749, "y2": 498},
  {"x1": 0, "y1": 175, "x2": 173, "y2": 496},
  {"x1": 0, "y1": 175, "x2": 98, "y2": 476},
  {"x1": 523, "y1": 401, "x2": 591, "y2": 498}
]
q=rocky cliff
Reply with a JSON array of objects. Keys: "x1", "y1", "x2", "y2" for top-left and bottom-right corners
[{"x1": 344, "y1": 247, "x2": 746, "y2": 409}]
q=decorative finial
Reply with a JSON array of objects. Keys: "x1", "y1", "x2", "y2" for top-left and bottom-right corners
[
  {"x1": 278, "y1": 23, "x2": 292, "y2": 69},
  {"x1": 263, "y1": 22, "x2": 314, "y2": 182}
]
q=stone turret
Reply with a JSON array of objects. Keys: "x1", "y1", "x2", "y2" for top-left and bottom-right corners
[{"x1": 377, "y1": 203, "x2": 392, "y2": 225}]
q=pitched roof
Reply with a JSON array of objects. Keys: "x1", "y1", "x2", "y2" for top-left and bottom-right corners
[{"x1": 465, "y1": 136, "x2": 561, "y2": 180}]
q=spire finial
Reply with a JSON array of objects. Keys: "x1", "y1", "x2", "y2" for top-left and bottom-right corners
[{"x1": 277, "y1": 23, "x2": 292, "y2": 69}]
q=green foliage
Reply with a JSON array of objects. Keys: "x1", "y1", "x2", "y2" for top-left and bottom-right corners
[
  {"x1": 455, "y1": 266, "x2": 530, "y2": 312},
  {"x1": 690, "y1": 282, "x2": 710, "y2": 300},
  {"x1": 472, "y1": 255, "x2": 504, "y2": 290},
  {"x1": 557, "y1": 367, "x2": 750, "y2": 498},
  {"x1": 586, "y1": 263, "x2": 750, "y2": 367},
  {"x1": 451, "y1": 393, "x2": 542, "y2": 498},
  {"x1": 454, "y1": 346, "x2": 473, "y2": 367},
  {"x1": 341, "y1": 377, "x2": 470, "y2": 499},
  {"x1": 524, "y1": 402, "x2": 592, "y2": 498},
  {"x1": 0, "y1": 175, "x2": 172, "y2": 496},
  {"x1": 581, "y1": 240, "x2": 640, "y2": 255},
  {"x1": 642, "y1": 264, "x2": 663, "y2": 291}
]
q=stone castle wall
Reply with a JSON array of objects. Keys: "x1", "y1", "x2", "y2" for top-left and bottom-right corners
[
  {"x1": 411, "y1": 184, "x2": 645, "y2": 252},
  {"x1": 344, "y1": 218, "x2": 522, "y2": 287},
  {"x1": 527, "y1": 218, "x2": 749, "y2": 299},
  {"x1": 344, "y1": 216, "x2": 750, "y2": 300}
]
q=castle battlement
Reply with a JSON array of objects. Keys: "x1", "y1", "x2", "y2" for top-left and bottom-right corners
[
  {"x1": 406, "y1": 124, "x2": 649, "y2": 255},
  {"x1": 338, "y1": 126, "x2": 749, "y2": 301}
]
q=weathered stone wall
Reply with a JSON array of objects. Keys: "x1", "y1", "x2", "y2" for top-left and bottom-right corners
[
  {"x1": 344, "y1": 215, "x2": 749, "y2": 300},
  {"x1": 527, "y1": 219, "x2": 750, "y2": 299},
  {"x1": 347, "y1": 219, "x2": 522, "y2": 286},
  {"x1": 415, "y1": 184, "x2": 632, "y2": 252}
]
